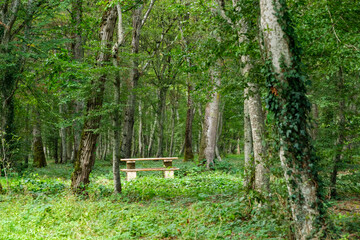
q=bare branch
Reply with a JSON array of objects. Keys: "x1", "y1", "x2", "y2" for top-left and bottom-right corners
[
  {"x1": 112, "y1": 4, "x2": 125, "y2": 58},
  {"x1": 140, "y1": 0, "x2": 156, "y2": 29}
]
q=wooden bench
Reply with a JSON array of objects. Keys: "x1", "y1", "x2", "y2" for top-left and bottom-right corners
[{"x1": 120, "y1": 157, "x2": 180, "y2": 181}]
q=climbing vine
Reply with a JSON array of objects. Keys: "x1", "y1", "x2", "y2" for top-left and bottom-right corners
[{"x1": 262, "y1": 0, "x2": 331, "y2": 237}]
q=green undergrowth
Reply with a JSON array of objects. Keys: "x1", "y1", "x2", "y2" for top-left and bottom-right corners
[{"x1": 0, "y1": 155, "x2": 359, "y2": 239}]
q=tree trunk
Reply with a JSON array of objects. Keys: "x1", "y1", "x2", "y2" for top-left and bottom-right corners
[
  {"x1": 67, "y1": 127, "x2": 73, "y2": 162},
  {"x1": 54, "y1": 135, "x2": 59, "y2": 164},
  {"x1": 236, "y1": 138, "x2": 241, "y2": 155},
  {"x1": 247, "y1": 82, "x2": 269, "y2": 192},
  {"x1": 330, "y1": 68, "x2": 346, "y2": 198},
  {"x1": 260, "y1": 0, "x2": 326, "y2": 237},
  {"x1": 112, "y1": 73, "x2": 122, "y2": 193},
  {"x1": 199, "y1": 68, "x2": 221, "y2": 169},
  {"x1": 71, "y1": 6, "x2": 117, "y2": 193},
  {"x1": 243, "y1": 93, "x2": 254, "y2": 189},
  {"x1": 156, "y1": 86, "x2": 168, "y2": 157},
  {"x1": 138, "y1": 103, "x2": 143, "y2": 157},
  {"x1": 70, "y1": 0, "x2": 84, "y2": 163},
  {"x1": 120, "y1": 5, "x2": 143, "y2": 158},
  {"x1": 234, "y1": 1, "x2": 268, "y2": 191},
  {"x1": 311, "y1": 104, "x2": 319, "y2": 140},
  {"x1": 59, "y1": 104, "x2": 68, "y2": 164},
  {"x1": 169, "y1": 107, "x2": 175, "y2": 156},
  {"x1": 215, "y1": 103, "x2": 223, "y2": 161},
  {"x1": 32, "y1": 111, "x2": 47, "y2": 168},
  {"x1": 184, "y1": 83, "x2": 194, "y2": 161},
  {"x1": 147, "y1": 116, "x2": 157, "y2": 157}
]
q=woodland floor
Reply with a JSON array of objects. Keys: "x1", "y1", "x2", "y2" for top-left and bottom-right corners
[{"x1": 0, "y1": 155, "x2": 359, "y2": 239}]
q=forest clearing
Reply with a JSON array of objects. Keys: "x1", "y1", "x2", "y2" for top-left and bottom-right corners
[
  {"x1": 1, "y1": 156, "x2": 359, "y2": 239},
  {"x1": 1, "y1": 0, "x2": 359, "y2": 239}
]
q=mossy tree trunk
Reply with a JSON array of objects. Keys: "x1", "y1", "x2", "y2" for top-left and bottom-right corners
[
  {"x1": 260, "y1": 0, "x2": 326, "y2": 238},
  {"x1": 199, "y1": 67, "x2": 221, "y2": 169},
  {"x1": 71, "y1": 6, "x2": 118, "y2": 193}
]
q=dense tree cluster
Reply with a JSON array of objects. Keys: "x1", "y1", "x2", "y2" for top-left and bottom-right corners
[{"x1": 1, "y1": 0, "x2": 359, "y2": 238}]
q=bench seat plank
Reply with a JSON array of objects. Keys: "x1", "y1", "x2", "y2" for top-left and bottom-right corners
[
  {"x1": 120, "y1": 168, "x2": 179, "y2": 172},
  {"x1": 120, "y1": 157, "x2": 178, "y2": 161}
]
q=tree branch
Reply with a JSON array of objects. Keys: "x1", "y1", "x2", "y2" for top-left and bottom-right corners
[
  {"x1": 216, "y1": 0, "x2": 234, "y2": 27},
  {"x1": 140, "y1": 0, "x2": 156, "y2": 29}
]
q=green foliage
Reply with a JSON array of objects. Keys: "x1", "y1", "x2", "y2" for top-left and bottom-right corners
[{"x1": 1, "y1": 155, "x2": 359, "y2": 239}]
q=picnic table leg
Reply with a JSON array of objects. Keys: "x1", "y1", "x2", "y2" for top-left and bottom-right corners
[
  {"x1": 164, "y1": 160, "x2": 174, "y2": 179},
  {"x1": 164, "y1": 170, "x2": 174, "y2": 179},
  {"x1": 126, "y1": 161, "x2": 136, "y2": 181}
]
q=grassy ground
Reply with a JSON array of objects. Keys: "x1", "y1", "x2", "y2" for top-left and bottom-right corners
[{"x1": 0, "y1": 155, "x2": 359, "y2": 239}]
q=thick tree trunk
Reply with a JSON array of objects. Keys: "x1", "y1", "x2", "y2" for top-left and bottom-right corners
[
  {"x1": 111, "y1": 3, "x2": 125, "y2": 193},
  {"x1": 233, "y1": 2, "x2": 268, "y2": 191},
  {"x1": 71, "y1": 6, "x2": 117, "y2": 193},
  {"x1": 156, "y1": 86, "x2": 168, "y2": 157},
  {"x1": 260, "y1": 0, "x2": 325, "y2": 238},
  {"x1": 32, "y1": 112, "x2": 47, "y2": 168},
  {"x1": 199, "y1": 68, "x2": 220, "y2": 169},
  {"x1": 330, "y1": 69, "x2": 346, "y2": 198},
  {"x1": 247, "y1": 82, "x2": 269, "y2": 192},
  {"x1": 243, "y1": 96, "x2": 254, "y2": 189},
  {"x1": 0, "y1": 72, "x2": 16, "y2": 167},
  {"x1": 112, "y1": 73, "x2": 121, "y2": 193},
  {"x1": 184, "y1": 83, "x2": 195, "y2": 161}
]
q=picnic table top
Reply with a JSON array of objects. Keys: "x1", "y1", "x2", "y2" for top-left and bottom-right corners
[
  {"x1": 120, "y1": 167, "x2": 180, "y2": 172},
  {"x1": 120, "y1": 157, "x2": 178, "y2": 161}
]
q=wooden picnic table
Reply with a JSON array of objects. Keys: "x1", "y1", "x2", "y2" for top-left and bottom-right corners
[{"x1": 120, "y1": 157, "x2": 179, "y2": 181}]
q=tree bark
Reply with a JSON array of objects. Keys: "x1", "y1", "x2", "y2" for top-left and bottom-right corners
[
  {"x1": 156, "y1": 86, "x2": 168, "y2": 157},
  {"x1": 243, "y1": 95, "x2": 254, "y2": 189},
  {"x1": 247, "y1": 82, "x2": 269, "y2": 192},
  {"x1": 71, "y1": 6, "x2": 117, "y2": 193},
  {"x1": 59, "y1": 104, "x2": 68, "y2": 164},
  {"x1": 199, "y1": 68, "x2": 221, "y2": 169},
  {"x1": 184, "y1": 83, "x2": 195, "y2": 161},
  {"x1": 137, "y1": 103, "x2": 143, "y2": 157},
  {"x1": 260, "y1": 0, "x2": 325, "y2": 237},
  {"x1": 112, "y1": 72, "x2": 121, "y2": 193},
  {"x1": 147, "y1": 115, "x2": 157, "y2": 157},
  {"x1": 32, "y1": 111, "x2": 47, "y2": 168},
  {"x1": 310, "y1": 103, "x2": 319, "y2": 140}
]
